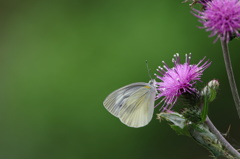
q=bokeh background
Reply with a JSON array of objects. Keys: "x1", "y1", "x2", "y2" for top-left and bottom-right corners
[{"x1": 0, "y1": 1, "x2": 239, "y2": 159}]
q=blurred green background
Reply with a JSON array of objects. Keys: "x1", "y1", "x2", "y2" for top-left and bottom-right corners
[{"x1": 0, "y1": 1, "x2": 239, "y2": 159}]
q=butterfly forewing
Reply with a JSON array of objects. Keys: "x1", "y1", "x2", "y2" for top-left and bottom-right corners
[
  {"x1": 119, "y1": 84, "x2": 156, "y2": 128},
  {"x1": 103, "y1": 83, "x2": 147, "y2": 117}
]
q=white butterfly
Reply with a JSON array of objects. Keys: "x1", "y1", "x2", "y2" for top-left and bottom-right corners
[{"x1": 103, "y1": 79, "x2": 157, "y2": 128}]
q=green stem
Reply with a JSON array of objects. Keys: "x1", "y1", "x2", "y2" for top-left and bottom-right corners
[
  {"x1": 205, "y1": 116, "x2": 240, "y2": 159},
  {"x1": 220, "y1": 40, "x2": 240, "y2": 119}
]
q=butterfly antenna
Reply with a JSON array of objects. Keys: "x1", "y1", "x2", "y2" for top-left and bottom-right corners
[{"x1": 145, "y1": 60, "x2": 153, "y2": 80}]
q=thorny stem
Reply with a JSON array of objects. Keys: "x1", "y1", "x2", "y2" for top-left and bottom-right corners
[
  {"x1": 221, "y1": 40, "x2": 240, "y2": 119},
  {"x1": 205, "y1": 116, "x2": 240, "y2": 159}
]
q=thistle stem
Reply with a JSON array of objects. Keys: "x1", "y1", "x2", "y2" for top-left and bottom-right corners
[
  {"x1": 220, "y1": 40, "x2": 240, "y2": 119},
  {"x1": 205, "y1": 116, "x2": 240, "y2": 158}
]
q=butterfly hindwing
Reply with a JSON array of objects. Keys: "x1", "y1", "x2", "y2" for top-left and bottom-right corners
[{"x1": 119, "y1": 84, "x2": 156, "y2": 128}]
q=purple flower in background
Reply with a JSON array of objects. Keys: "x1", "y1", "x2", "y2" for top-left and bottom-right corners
[
  {"x1": 198, "y1": 0, "x2": 212, "y2": 5},
  {"x1": 154, "y1": 53, "x2": 211, "y2": 111},
  {"x1": 192, "y1": 0, "x2": 240, "y2": 42},
  {"x1": 183, "y1": 0, "x2": 211, "y2": 6}
]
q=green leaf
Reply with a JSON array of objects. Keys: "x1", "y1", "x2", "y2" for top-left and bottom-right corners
[
  {"x1": 201, "y1": 95, "x2": 209, "y2": 122},
  {"x1": 170, "y1": 125, "x2": 191, "y2": 136},
  {"x1": 158, "y1": 112, "x2": 190, "y2": 137}
]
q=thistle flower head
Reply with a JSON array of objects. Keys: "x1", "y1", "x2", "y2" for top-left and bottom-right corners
[
  {"x1": 192, "y1": 0, "x2": 240, "y2": 42},
  {"x1": 154, "y1": 53, "x2": 211, "y2": 111},
  {"x1": 185, "y1": 0, "x2": 212, "y2": 7}
]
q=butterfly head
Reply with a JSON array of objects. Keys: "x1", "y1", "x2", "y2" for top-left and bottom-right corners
[{"x1": 149, "y1": 79, "x2": 156, "y2": 86}]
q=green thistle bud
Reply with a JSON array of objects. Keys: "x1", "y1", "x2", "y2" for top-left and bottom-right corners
[{"x1": 201, "y1": 79, "x2": 219, "y2": 102}]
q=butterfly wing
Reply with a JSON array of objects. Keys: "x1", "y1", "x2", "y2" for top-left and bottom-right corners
[
  {"x1": 103, "y1": 82, "x2": 147, "y2": 117},
  {"x1": 119, "y1": 84, "x2": 156, "y2": 128}
]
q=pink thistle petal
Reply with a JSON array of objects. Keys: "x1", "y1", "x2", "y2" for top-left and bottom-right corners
[{"x1": 155, "y1": 53, "x2": 211, "y2": 111}]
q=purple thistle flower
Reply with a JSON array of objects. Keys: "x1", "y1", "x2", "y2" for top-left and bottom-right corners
[
  {"x1": 154, "y1": 53, "x2": 211, "y2": 111},
  {"x1": 192, "y1": 0, "x2": 240, "y2": 42},
  {"x1": 198, "y1": 0, "x2": 212, "y2": 5},
  {"x1": 183, "y1": 0, "x2": 212, "y2": 7}
]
